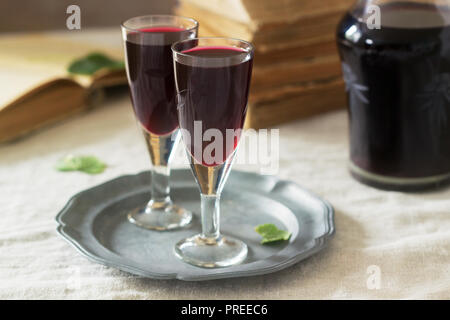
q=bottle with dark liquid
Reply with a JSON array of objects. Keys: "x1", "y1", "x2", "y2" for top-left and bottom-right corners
[{"x1": 337, "y1": 0, "x2": 450, "y2": 190}]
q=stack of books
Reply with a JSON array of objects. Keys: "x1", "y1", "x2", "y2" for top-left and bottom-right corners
[{"x1": 176, "y1": 0, "x2": 353, "y2": 128}]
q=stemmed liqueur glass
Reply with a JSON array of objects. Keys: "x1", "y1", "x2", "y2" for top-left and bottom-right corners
[
  {"x1": 172, "y1": 37, "x2": 254, "y2": 268},
  {"x1": 121, "y1": 15, "x2": 198, "y2": 230}
]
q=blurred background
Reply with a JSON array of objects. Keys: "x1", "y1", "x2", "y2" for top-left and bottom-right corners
[
  {"x1": 0, "y1": 0, "x2": 175, "y2": 32},
  {"x1": 0, "y1": 0, "x2": 350, "y2": 143}
]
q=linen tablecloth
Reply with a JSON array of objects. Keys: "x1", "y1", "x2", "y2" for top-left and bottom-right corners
[
  {"x1": 1, "y1": 96, "x2": 449, "y2": 299},
  {"x1": 1, "y1": 30, "x2": 449, "y2": 300}
]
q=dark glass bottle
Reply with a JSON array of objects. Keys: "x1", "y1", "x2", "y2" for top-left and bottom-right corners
[{"x1": 337, "y1": 0, "x2": 450, "y2": 190}]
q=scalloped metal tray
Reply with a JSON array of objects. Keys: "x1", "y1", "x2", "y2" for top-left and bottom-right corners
[{"x1": 56, "y1": 169, "x2": 335, "y2": 281}]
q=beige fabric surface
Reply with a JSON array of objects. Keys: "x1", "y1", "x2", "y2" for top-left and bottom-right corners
[
  {"x1": 1, "y1": 95, "x2": 449, "y2": 299},
  {"x1": 1, "y1": 29, "x2": 449, "y2": 300}
]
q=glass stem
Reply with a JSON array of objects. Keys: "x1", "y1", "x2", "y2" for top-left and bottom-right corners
[
  {"x1": 200, "y1": 194, "x2": 220, "y2": 240},
  {"x1": 149, "y1": 165, "x2": 172, "y2": 207}
]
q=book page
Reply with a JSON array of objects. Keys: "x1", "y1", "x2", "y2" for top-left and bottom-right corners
[
  {"x1": 0, "y1": 62, "x2": 62, "y2": 108},
  {"x1": 181, "y1": 0, "x2": 250, "y2": 24}
]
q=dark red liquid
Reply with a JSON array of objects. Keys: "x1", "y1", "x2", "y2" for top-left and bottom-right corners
[
  {"x1": 125, "y1": 27, "x2": 190, "y2": 135},
  {"x1": 337, "y1": 2, "x2": 450, "y2": 179},
  {"x1": 175, "y1": 46, "x2": 253, "y2": 166}
]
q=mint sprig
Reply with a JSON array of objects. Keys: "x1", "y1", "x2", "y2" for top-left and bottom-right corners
[
  {"x1": 56, "y1": 155, "x2": 106, "y2": 174},
  {"x1": 68, "y1": 52, "x2": 124, "y2": 75},
  {"x1": 255, "y1": 224, "x2": 291, "y2": 244}
]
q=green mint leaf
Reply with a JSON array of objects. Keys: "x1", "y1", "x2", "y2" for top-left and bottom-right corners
[
  {"x1": 56, "y1": 155, "x2": 106, "y2": 174},
  {"x1": 68, "y1": 52, "x2": 124, "y2": 75},
  {"x1": 76, "y1": 156, "x2": 107, "y2": 174},
  {"x1": 55, "y1": 155, "x2": 83, "y2": 171},
  {"x1": 255, "y1": 224, "x2": 291, "y2": 244}
]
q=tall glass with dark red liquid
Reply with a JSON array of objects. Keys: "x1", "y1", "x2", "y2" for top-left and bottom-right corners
[
  {"x1": 121, "y1": 15, "x2": 198, "y2": 230},
  {"x1": 172, "y1": 38, "x2": 254, "y2": 268},
  {"x1": 337, "y1": 0, "x2": 450, "y2": 190}
]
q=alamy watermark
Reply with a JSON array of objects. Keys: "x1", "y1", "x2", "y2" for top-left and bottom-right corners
[
  {"x1": 365, "y1": 5, "x2": 381, "y2": 30},
  {"x1": 172, "y1": 122, "x2": 280, "y2": 175},
  {"x1": 66, "y1": 5, "x2": 81, "y2": 30},
  {"x1": 366, "y1": 265, "x2": 381, "y2": 290}
]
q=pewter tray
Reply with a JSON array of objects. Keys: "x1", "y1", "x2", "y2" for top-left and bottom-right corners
[{"x1": 56, "y1": 169, "x2": 334, "y2": 281}]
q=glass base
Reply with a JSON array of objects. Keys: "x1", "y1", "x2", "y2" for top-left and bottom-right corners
[
  {"x1": 128, "y1": 203, "x2": 192, "y2": 231},
  {"x1": 174, "y1": 234, "x2": 248, "y2": 268}
]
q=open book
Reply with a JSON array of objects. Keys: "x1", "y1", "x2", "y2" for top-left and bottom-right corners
[{"x1": 0, "y1": 33, "x2": 127, "y2": 143}]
